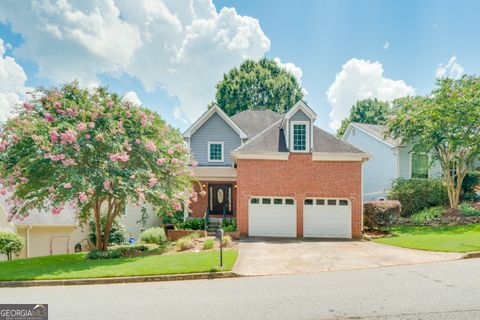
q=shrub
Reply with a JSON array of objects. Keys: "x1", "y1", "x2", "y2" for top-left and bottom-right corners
[
  {"x1": 363, "y1": 201, "x2": 401, "y2": 230},
  {"x1": 202, "y1": 239, "x2": 214, "y2": 250},
  {"x1": 410, "y1": 207, "x2": 444, "y2": 225},
  {"x1": 460, "y1": 203, "x2": 480, "y2": 216},
  {"x1": 89, "y1": 215, "x2": 127, "y2": 246},
  {"x1": 180, "y1": 218, "x2": 205, "y2": 230},
  {"x1": 162, "y1": 211, "x2": 184, "y2": 228},
  {"x1": 462, "y1": 171, "x2": 480, "y2": 197},
  {"x1": 140, "y1": 227, "x2": 167, "y2": 245},
  {"x1": 86, "y1": 245, "x2": 149, "y2": 260},
  {"x1": 221, "y1": 235, "x2": 233, "y2": 248},
  {"x1": 0, "y1": 232, "x2": 24, "y2": 260},
  {"x1": 387, "y1": 178, "x2": 448, "y2": 216},
  {"x1": 176, "y1": 236, "x2": 195, "y2": 251},
  {"x1": 222, "y1": 218, "x2": 237, "y2": 232}
]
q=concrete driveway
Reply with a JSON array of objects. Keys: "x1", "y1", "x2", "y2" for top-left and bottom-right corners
[{"x1": 234, "y1": 238, "x2": 463, "y2": 276}]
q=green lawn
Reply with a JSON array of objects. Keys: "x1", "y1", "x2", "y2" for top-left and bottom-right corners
[
  {"x1": 0, "y1": 249, "x2": 238, "y2": 281},
  {"x1": 374, "y1": 224, "x2": 480, "y2": 252}
]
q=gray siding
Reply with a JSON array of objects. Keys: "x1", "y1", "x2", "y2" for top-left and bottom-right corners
[
  {"x1": 288, "y1": 109, "x2": 311, "y2": 150},
  {"x1": 344, "y1": 127, "x2": 397, "y2": 200},
  {"x1": 189, "y1": 113, "x2": 241, "y2": 166}
]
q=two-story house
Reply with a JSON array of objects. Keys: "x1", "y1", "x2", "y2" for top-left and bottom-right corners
[{"x1": 183, "y1": 101, "x2": 369, "y2": 239}]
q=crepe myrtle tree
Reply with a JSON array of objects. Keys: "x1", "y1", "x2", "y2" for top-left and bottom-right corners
[
  {"x1": 0, "y1": 82, "x2": 197, "y2": 250},
  {"x1": 388, "y1": 76, "x2": 480, "y2": 209}
]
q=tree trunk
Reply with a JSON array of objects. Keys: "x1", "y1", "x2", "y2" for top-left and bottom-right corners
[
  {"x1": 93, "y1": 199, "x2": 103, "y2": 250},
  {"x1": 100, "y1": 198, "x2": 122, "y2": 251}
]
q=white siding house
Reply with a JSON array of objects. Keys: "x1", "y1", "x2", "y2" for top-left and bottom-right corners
[{"x1": 343, "y1": 123, "x2": 443, "y2": 201}]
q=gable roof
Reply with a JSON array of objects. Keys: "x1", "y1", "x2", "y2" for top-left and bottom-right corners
[
  {"x1": 231, "y1": 110, "x2": 283, "y2": 139},
  {"x1": 233, "y1": 121, "x2": 366, "y2": 154},
  {"x1": 183, "y1": 104, "x2": 247, "y2": 139},
  {"x1": 284, "y1": 100, "x2": 317, "y2": 121},
  {"x1": 345, "y1": 122, "x2": 402, "y2": 148}
]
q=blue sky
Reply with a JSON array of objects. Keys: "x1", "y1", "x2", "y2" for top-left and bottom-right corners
[{"x1": 0, "y1": 0, "x2": 478, "y2": 133}]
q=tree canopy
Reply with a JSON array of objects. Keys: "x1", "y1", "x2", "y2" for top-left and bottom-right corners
[
  {"x1": 388, "y1": 76, "x2": 480, "y2": 209},
  {"x1": 336, "y1": 98, "x2": 391, "y2": 137},
  {"x1": 0, "y1": 82, "x2": 196, "y2": 250},
  {"x1": 214, "y1": 58, "x2": 304, "y2": 116}
]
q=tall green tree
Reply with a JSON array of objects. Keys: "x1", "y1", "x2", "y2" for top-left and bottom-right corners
[
  {"x1": 336, "y1": 98, "x2": 391, "y2": 137},
  {"x1": 0, "y1": 82, "x2": 195, "y2": 250},
  {"x1": 214, "y1": 58, "x2": 304, "y2": 116},
  {"x1": 388, "y1": 76, "x2": 480, "y2": 209}
]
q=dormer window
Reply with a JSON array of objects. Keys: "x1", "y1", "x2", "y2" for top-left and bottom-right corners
[{"x1": 291, "y1": 121, "x2": 309, "y2": 152}]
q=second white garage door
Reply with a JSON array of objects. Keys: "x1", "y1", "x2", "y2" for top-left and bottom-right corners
[
  {"x1": 248, "y1": 197, "x2": 296, "y2": 237},
  {"x1": 303, "y1": 198, "x2": 352, "y2": 238}
]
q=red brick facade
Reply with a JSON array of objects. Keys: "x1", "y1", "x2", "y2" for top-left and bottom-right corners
[
  {"x1": 190, "y1": 180, "x2": 237, "y2": 218},
  {"x1": 236, "y1": 153, "x2": 363, "y2": 238}
]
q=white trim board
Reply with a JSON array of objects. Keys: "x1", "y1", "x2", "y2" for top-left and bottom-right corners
[{"x1": 183, "y1": 104, "x2": 247, "y2": 139}]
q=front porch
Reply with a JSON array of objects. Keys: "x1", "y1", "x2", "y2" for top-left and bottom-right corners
[{"x1": 190, "y1": 180, "x2": 237, "y2": 220}]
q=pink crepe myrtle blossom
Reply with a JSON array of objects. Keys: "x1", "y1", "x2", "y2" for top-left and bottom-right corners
[
  {"x1": 73, "y1": 144, "x2": 80, "y2": 151},
  {"x1": 148, "y1": 177, "x2": 158, "y2": 187},
  {"x1": 60, "y1": 129, "x2": 77, "y2": 144},
  {"x1": 171, "y1": 158, "x2": 178, "y2": 164},
  {"x1": 167, "y1": 149, "x2": 174, "y2": 155},
  {"x1": 156, "y1": 158, "x2": 166, "y2": 165},
  {"x1": 117, "y1": 121, "x2": 123, "y2": 128},
  {"x1": 62, "y1": 159, "x2": 75, "y2": 166},
  {"x1": 52, "y1": 206, "x2": 63, "y2": 215},
  {"x1": 191, "y1": 160, "x2": 198, "y2": 168},
  {"x1": 49, "y1": 130, "x2": 59, "y2": 143},
  {"x1": 47, "y1": 153, "x2": 66, "y2": 161},
  {"x1": 85, "y1": 134, "x2": 91, "y2": 140},
  {"x1": 0, "y1": 141, "x2": 8, "y2": 152},
  {"x1": 88, "y1": 122, "x2": 95, "y2": 129},
  {"x1": 44, "y1": 112, "x2": 54, "y2": 122},
  {"x1": 107, "y1": 100, "x2": 114, "y2": 107},
  {"x1": 126, "y1": 111, "x2": 131, "y2": 118},
  {"x1": 76, "y1": 123, "x2": 87, "y2": 131},
  {"x1": 47, "y1": 186, "x2": 55, "y2": 193},
  {"x1": 172, "y1": 200, "x2": 182, "y2": 211},
  {"x1": 144, "y1": 140, "x2": 157, "y2": 152},
  {"x1": 103, "y1": 180, "x2": 112, "y2": 192},
  {"x1": 23, "y1": 102, "x2": 35, "y2": 111},
  {"x1": 134, "y1": 138, "x2": 141, "y2": 145},
  {"x1": 63, "y1": 183, "x2": 72, "y2": 189},
  {"x1": 53, "y1": 101, "x2": 62, "y2": 110},
  {"x1": 123, "y1": 141, "x2": 132, "y2": 151},
  {"x1": 78, "y1": 192, "x2": 87, "y2": 204},
  {"x1": 109, "y1": 152, "x2": 129, "y2": 163},
  {"x1": 159, "y1": 193, "x2": 167, "y2": 199},
  {"x1": 95, "y1": 133, "x2": 105, "y2": 142},
  {"x1": 20, "y1": 177, "x2": 28, "y2": 184}
]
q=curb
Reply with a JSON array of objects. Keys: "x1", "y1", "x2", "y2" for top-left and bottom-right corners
[
  {"x1": 462, "y1": 252, "x2": 480, "y2": 259},
  {"x1": 0, "y1": 272, "x2": 237, "y2": 288}
]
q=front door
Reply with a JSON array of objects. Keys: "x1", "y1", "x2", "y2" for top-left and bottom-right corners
[{"x1": 209, "y1": 184, "x2": 232, "y2": 215}]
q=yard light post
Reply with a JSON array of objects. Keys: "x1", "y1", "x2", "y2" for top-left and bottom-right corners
[{"x1": 215, "y1": 228, "x2": 224, "y2": 267}]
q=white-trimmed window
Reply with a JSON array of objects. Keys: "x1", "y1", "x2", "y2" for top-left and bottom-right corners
[
  {"x1": 291, "y1": 121, "x2": 309, "y2": 152},
  {"x1": 208, "y1": 142, "x2": 224, "y2": 162},
  {"x1": 411, "y1": 153, "x2": 429, "y2": 179}
]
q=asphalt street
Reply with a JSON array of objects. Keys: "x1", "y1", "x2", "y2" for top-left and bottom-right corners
[{"x1": 1, "y1": 259, "x2": 480, "y2": 319}]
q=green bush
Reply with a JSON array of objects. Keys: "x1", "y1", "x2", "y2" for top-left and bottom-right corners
[
  {"x1": 86, "y1": 245, "x2": 149, "y2": 260},
  {"x1": 221, "y1": 235, "x2": 233, "y2": 248},
  {"x1": 89, "y1": 215, "x2": 127, "y2": 246},
  {"x1": 387, "y1": 178, "x2": 448, "y2": 216},
  {"x1": 176, "y1": 236, "x2": 195, "y2": 251},
  {"x1": 162, "y1": 211, "x2": 184, "y2": 228},
  {"x1": 0, "y1": 232, "x2": 24, "y2": 260},
  {"x1": 363, "y1": 201, "x2": 401, "y2": 230},
  {"x1": 410, "y1": 207, "x2": 444, "y2": 225},
  {"x1": 462, "y1": 171, "x2": 480, "y2": 195},
  {"x1": 460, "y1": 203, "x2": 480, "y2": 216},
  {"x1": 222, "y1": 218, "x2": 237, "y2": 232},
  {"x1": 202, "y1": 239, "x2": 214, "y2": 250},
  {"x1": 180, "y1": 218, "x2": 205, "y2": 230},
  {"x1": 140, "y1": 227, "x2": 167, "y2": 245}
]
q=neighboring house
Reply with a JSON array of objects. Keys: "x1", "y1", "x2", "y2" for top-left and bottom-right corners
[
  {"x1": 0, "y1": 202, "x2": 161, "y2": 259},
  {"x1": 342, "y1": 122, "x2": 443, "y2": 201},
  {"x1": 184, "y1": 101, "x2": 370, "y2": 239}
]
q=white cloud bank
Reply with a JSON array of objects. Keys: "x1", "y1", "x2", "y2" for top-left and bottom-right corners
[
  {"x1": 122, "y1": 91, "x2": 142, "y2": 106},
  {"x1": 274, "y1": 57, "x2": 307, "y2": 96},
  {"x1": 326, "y1": 58, "x2": 415, "y2": 130},
  {"x1": 0, "y1": 0, "x2": 272, "y2": 121},
  {"x1": 436, "y1": 56, "x2": 464, "y2": 79},
  {"x1": 0, "y1": 38, "x2": 28, "y2": 121}
]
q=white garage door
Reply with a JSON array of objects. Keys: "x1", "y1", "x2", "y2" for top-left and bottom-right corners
[
  {"x1": 248, "y1": 197, "x2": 296, "y2": 237},
  {"x1": 303, "y1": 198, "x2": 352, "y2": 238}
]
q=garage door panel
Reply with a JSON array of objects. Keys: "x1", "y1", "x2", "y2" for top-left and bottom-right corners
[
  {"x1": 304, "y1": 198, "x2": 352, "y2": 238},
  {"x1": 249, "y1": 198, "x2": 296, "y2": 237}
]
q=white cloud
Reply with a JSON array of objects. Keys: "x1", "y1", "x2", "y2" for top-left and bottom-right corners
[
  {"x1": 172, "y1": 106, "x2": 187, "y2": 124},
  {"x1": 436, "y1": 56, "x2": 464, "y2": 79},
  {"x1": 383, "y1": 42, "x2": 390, "y2": 50},
  {"x1": 273, "y1": 57, "x2": 308, "y2": 96},
  {"x1": 0, "y1": 0, "x2": 270, "y2": 121},
  {"x1": 0, "y1": 38, "x2": 29, "y2": 121},
  {"x1": 122, "y1": 91, "x2": 142, "y2": 106},
  {"x1": 326, "y1": 58, "x2": 415, "y2": 130}
]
